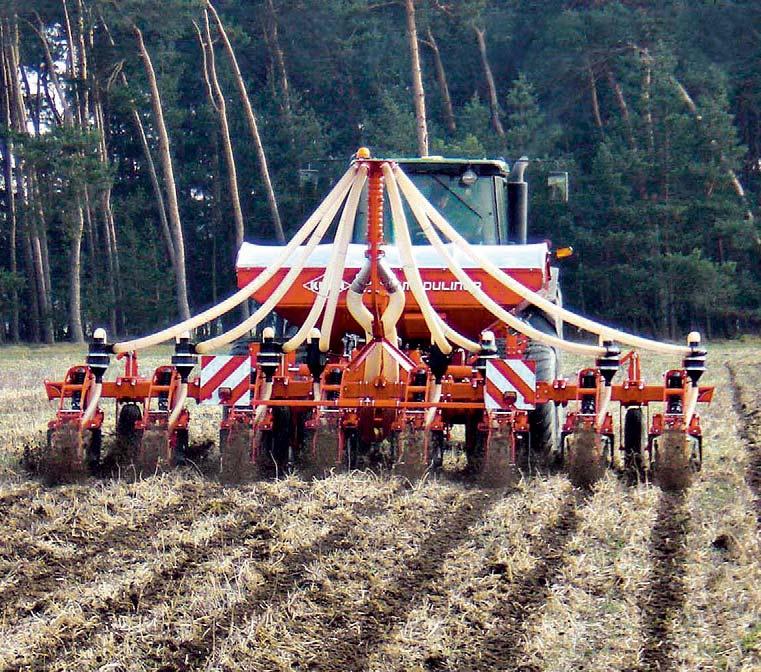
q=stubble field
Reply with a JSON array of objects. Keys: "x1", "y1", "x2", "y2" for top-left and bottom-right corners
[{"x1": 0, "y1": 342, "x2": 759, "y2": 671}]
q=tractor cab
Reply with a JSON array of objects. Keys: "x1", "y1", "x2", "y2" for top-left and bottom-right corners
[{"x1": 353, "y1": 157, "x2": 521, "y2": 246}]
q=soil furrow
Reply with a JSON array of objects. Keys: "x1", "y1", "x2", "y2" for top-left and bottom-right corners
[
  {"x1": 454, "y1": 489, "x2": 585, "y2": 672},
  {"x1": 147, "y1": 493, "x2": 396, "y2": 671},
  {"x1": 0, "y1": 481, "x2": 224, "y2": 621},
  {"x1": 1, "y1": 483, "x2": 309, "y2": 671},
  {"x1": 726, "y1": 363, "x2": 761, "y2": 526},
  {"x1": 303, "y1": 489, "x2": 500, "y2": 672},
  {"x1": 636, "y1": 490, "x2": 690, "y2": 672}
]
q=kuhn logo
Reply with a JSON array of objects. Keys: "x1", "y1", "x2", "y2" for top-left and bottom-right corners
[{"x1": 303, "y1": 274, "x2": 351, "y2": 294}]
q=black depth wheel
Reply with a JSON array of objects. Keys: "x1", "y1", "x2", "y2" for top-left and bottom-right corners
[
  {"x1": 117, "y1": 403, "x2": 143, "y2": 461},
  {"x1": 623, "y1": 407, "x2": 645, "y2": 474}
]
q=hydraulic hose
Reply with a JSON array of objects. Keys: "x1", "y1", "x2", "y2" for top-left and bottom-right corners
[
  {"x1": 283, "y1": 166, "x2": 368, "y2": 353},
  {"x1": 195, "y1": 170, "x2": 360, "y2": 354},
  {"x1": 80, "y1": 382, "x2": 102, "y2": 427},
  {"x1": 395, "y1": 166, "x2": 693, "y2": 357},
  {"x1": 112, "y1": 167, "x2": 357, "y2": 354},
  {"x1": 392, "y1": 167, "x2": 603, "y2": 357},
  {"x1": 383, "y1": 162, "x2": 452, "y2": 355}
]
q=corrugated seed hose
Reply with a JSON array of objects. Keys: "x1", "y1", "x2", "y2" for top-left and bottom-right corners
[
  {"x1": 392, "y1": 166, "x2": 603, "y2": 357},
  {"x1": 383, "y1": 163, "x2": 452, "y2": 355},
  {"x1": 195, "y1": 169, "x2": 363, "y2": 354},
  {"x1": 167, "y1": 382, "x2": 188, "y2": 430},
  {"x1": 80, "y1": 382, "x2": 103, "y2": 427},
  {"x1": 111, "y1": 166, "x2": 358, "y2": 354},
  {"x1": 283, "y1": 165, "x2": 368, "y2": 353},
  {"x1": 395, "y1": 167, "x2": 693, "y2": 357}
]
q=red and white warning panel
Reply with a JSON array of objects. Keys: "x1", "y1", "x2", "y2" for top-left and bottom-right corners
[
  {"x1": 199, "y1": 355, "x2": 252, "y2": 406},
  {"x1": 485, "y1": 359, "x2": 536, "y2": 411}
]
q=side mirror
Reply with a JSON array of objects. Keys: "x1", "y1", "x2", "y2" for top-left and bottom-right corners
[{"x1": 548, "y1": 171, "x2": 569, "y2": 203}]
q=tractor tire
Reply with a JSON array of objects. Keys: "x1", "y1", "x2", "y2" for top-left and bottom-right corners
[
  {"x1": 526, "y1": 339, "x2": 561, "y2": 467},
  {"x1": 623, "y1": 407, "x2": 645, "y2": 475}
]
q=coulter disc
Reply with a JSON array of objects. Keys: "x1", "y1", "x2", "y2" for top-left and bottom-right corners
[
  {"x1": 652, "y1": 429, "x2": 693, "y2": 492},
  {"x1": 476, "y1": 431, "x2": 517, "y2": 488},
  {"x1": 136, "y1": 427, "x2": 172, "y2": 476},
  {"x1": 219, "y1": 425, "x2": 259, "y2": 484},
  {"x1": 301, "y1": 420, "x2": 342, "y2": 478},
  {"x1": 567, "y1": 428, "x2": 606, "y2": 488},
  {"x1": 393, "y1": 427, "x2": 429, "y2": 480}
]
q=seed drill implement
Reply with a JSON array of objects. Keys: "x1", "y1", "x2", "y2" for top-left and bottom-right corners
[{"x1": 44, "y1": 150, "x2": 713, "y2": 488}]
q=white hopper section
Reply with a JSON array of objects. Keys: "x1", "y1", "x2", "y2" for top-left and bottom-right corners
[{"x1": 237, "y1": 241, "x2": 549, "y2": 273}]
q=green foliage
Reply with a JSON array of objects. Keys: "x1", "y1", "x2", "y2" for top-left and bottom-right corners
[{"x1": 2, "y1": 0, "x2": 760, "y2": 340}]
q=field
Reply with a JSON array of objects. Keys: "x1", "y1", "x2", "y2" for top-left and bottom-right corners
[{"x1": 0, "y1": 342, "x2": 760, "y2": 672}]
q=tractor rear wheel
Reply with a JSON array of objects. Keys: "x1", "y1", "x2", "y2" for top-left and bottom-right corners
[{"x1": 526, "y1": 340, "x2": 560, "y2": 466}]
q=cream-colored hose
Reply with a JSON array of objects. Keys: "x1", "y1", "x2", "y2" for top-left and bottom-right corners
[
  {"x1": 195, "y1": 172, "x2": 360, "y2": 354},
  {"x1": 284, "y1": 166, "x2": 368, "y2": 353},
  {"x1": 379, "y1": 263, "x2": 405, "y2": 382},
  {"x1": 346, "y1": 286, "x2": 373, "y2": 341},
  {"x1": 684, "y1": 384, "x2": 699, "y2": 428},
  {"x1": 425, "y1": 383, "x2": 442, "y2": 428},
  {"x1": 80, "y1": 382, "x2": 102, "y2": 427},
  {"x1": 112, "y1": 167, "x2": 357, "y2": 354},
  {"x1": 395, "y1": 166, "x2": 693, "y2": 357},
  {"x1": 393, "y1": 168, "x2": 603, "y2": 357},
  {"x1": 254, "y1": 380, "x2": 273, "y2": 423},
  {"x1": 383, "y1": 163, "x2": 451, "y2": 355},
  {"x1": 167, "y1": 382, "x2": 188, "y2": 430},
  {"x1": 437, "y1": 317, "x2": 481, "y2": 353},
  {"x1": 596, "y1": 384, "x2": 612, "y2": 428}
]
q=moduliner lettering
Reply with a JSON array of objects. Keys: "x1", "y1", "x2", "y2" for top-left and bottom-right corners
[{"x1": 304, "y1": 274, "x2": 481, "y2": 294}]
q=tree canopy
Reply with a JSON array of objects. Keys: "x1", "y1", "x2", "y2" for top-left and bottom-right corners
[{"x1": 0, "y1": 0, "x2": 759, "y2": 342}]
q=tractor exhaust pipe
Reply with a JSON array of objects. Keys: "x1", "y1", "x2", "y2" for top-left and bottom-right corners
[{"x1": 508, "y1": 157, "x2": 529, "y2": 244}]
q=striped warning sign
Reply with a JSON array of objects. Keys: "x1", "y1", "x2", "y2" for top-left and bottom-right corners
[
  {"x1": 199, "y1": 355, "x2": 252, "y2": 406},
  {"x1": 485, "y1": 358, "x2": 536, "y2": 410}
]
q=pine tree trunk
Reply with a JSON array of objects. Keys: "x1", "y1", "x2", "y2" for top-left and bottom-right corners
[
  {"x1": 424, "y1": 27, "x2": 455, "y2": 133},
  {"x1": 404, "y1": 0, "x2": 429, "y2": 156},
  {"x1": 587, "y1": 63, "x2": 604, "y2": 136},
  {"x1": 68, "y1": 204, "x2": 85, "y2": 342},
  {"x1": 474, "y1": 26, "x2": 505, "y2": 139},
  {"x1": 207, "y1": 1, "x2": 285, "y2": 243},
  {"x1": 0, "y1": 44, "x2": 19, "y2": 341},
  {"x1": 199, "y1": 11, "x2": 248, "y2": 319},
  {"x1": 133, "y1": 25, "x2": 192, "y2": 321},
  {"x1": 264, "y1": 0, "x2": 295, "y2": 150},
  {"x1": 99, "y1": 15, "x2": 177, "y2": 267}
]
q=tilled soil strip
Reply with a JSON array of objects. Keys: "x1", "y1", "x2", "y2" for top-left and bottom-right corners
[
  {"x1": 0, "y1": 481, "x2": 311, "y2": 671},
  {"x1": 116, "y1": 486, "x2": 404, "y2": 671},
  {"x1": 0, "y1": 483, "x2": 41, "y2": 512},
  {"x1": 288, "y1": 489, "x2": 501, "y2": 672},
  {"x1": 636, "y1": 490, "x2": 690, "y2": 672},
  {"x1": 451, "y1": 489, "x2": 587, "y2": 672},
  {"x1": 0, "y1": 481, "x2": 225, "y2": 621},
  {"x1": 726, "y1": 363, "x2": 761, "y2": 526}
]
